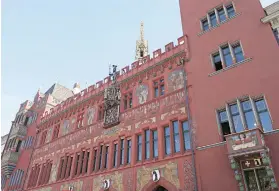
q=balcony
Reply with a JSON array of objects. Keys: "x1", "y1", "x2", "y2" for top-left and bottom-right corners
[
  {"x1": 225, "y1": 128, "x2": 266, "y2": 157},
  {"x1": 1, "y1": 151, "x2": 19, "y2": 176},
  {"x1": 9, "y1": 124, "x2": 27, "y2": 138}
]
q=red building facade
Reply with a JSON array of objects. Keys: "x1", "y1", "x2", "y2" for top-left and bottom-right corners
[{"x1": 2, "y1": 0, "x2": 279, "y2": 191}]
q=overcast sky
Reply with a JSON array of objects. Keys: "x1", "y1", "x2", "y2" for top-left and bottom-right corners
[{"x1": 1, "y1": 0, "x2": 278, "y2": 136}]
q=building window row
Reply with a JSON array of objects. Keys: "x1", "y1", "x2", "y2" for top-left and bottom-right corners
[
  {"x1": 8, "y1": 169, "x2": 24, "y2": 188},
  {"x1": 201, "y1": 3, "x2": 236, "y2": 31},
  {"x1": 5, "y1": 138, "x2": 22, "y2": 153},
  {"x1": 27, "y1": 164, "x2": 41, "y2": 188},
  {"x1": 164, "y1": 121, "x2": 191, "y2": 156},
  {"x1": 20, "y1": 136, "x2": 34, "y2": 150},
  {"x1": 153, "y1": 78, "x2": 165, "y2": 98},
  {"x1": 217, "y1": 97, "x2": 272, "y2": 140},
  {"x1": 1, "y1": 175, "x2": 7, "y2": 189},
  {"x1": 38, "y1": 161, "x2": 52, "y2": 186},
  {"x1": 211, "y1": 41, "x2": 245, "y2": 71},
  {"x1": 123, "y1": 92, "x2": 133, "y2": 110}
]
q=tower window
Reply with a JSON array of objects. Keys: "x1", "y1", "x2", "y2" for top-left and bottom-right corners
[{"x1": 140, "y1": 50, "x2": 144, "y2": 57}]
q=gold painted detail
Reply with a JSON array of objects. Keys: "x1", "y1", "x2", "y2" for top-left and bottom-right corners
[
  {"x1": 137, "y1": 162, "x2": 180, "y2": 191},
  {"x1": 92, "y1": 171, "x2": 123, "y2": 191}
]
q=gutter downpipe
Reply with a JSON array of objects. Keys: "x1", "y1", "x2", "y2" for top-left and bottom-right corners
[{"x1": 182, "y1": 41, "x2": 198, "y2": 191}]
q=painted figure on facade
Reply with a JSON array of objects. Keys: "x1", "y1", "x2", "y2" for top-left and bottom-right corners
[
  {"x1": 136, "y1": 84, "x2": 148, "y2": 104},
  {"x1": 168, "y1": 70, "x2": 185, "y2": 92},
  {"x1": 87, "y1": 106, "x2": 96, "y2": 125},
  {"x1": 62, "y1": 119, "x2": 70, "y2": 135}
]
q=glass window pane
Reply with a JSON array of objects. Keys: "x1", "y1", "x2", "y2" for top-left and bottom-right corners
[
  {"x1": 174, "y1": 135, "x2": 180, "y2": 153},
  {"x1": 213, "y1": 54, "x2": 221, "y2": 63},
  {"x1": 259, "y1": 112, "x2": 273, "y2": 132},
  {"x1": 160, "y1": 85, "x2": 165, "y2": 96},
  {"x1": 145, "y1": 142, "x2": 150, "y2": 159},
  {"x1": 155, "y1": 87, "x2": 159, "y2": 97},
  {"x1": 184, "y1": 131, "x2": 191, "y2": 150},
  {"x1": 230, "y1": 104, "x2": 239, "y2": 114},
  {"x1": 218, "y1": 8, "x2": 226, "y2": 22},
  {"x1": 145, "y1": 130, "x2": 150, "y2": 141},
  {"x1": 227, "y1": 5, "x2": 235, "y2": 17},
  {"x1": 244, "y1": 111, "x2": 256, "y2": 130},
  {"x1": 233, "y1": 45, "x2": 244, "y2": 63},
  {"x1": 165, "y1": 137, "x2": 171, "y2": 155},
  {"x1": 219, "y1": 111, "x2": 228, "y2": 122},
  {"x1": 232, "y1": 115, "x2": 244, "y2": 132},
  {"x1": 138, "y1": 145, "x2": 142, "y2": 161},
  {"x1": 164, "y1": 127, "x2": 170, "y2": 136},
  {"x1": 242, "y1": 101, "x2": 252, "y2": 111},
  {"x1": 222, "y1": 47, "x2": 233, "y2": 66},
  {"x1": 153, "y1": 130, "x2": 158, "y2": 140},
  {"x1": 256, "y1": 100, "x2": 267, "y2": 112},
  {"x1": 183, "y1": 121, "x2": 189, "y2": 131},
  {"x1": 153, "y1": 140, "x2": 158, "y2": 157},
  {"x1": 202, "y1": 19, "x2": 209, "y2": 31},
  {"x1": 173, "y1": 121, "x2": 179, "y2": 134},
  {"x1": 210, "y1": 12, "x2": 217, "y2": 27}
]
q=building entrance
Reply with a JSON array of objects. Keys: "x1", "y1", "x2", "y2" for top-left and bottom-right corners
[
  {"x1": 153, "y1": 186, "x2": 168, "y2": 191},
  {"x1": 244, "y1": 168, "x2": 271, "y2": 191}
]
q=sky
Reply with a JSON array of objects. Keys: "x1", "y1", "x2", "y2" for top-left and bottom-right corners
[{"x1": 1, "y1": 0, "x2": 277, "y2": 136}]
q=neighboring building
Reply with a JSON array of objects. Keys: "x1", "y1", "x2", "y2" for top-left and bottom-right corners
[
  {"x1": 2, "y1": 0, "x2": 279, "y2": 191},
  {"x1": 262, "y1": 1, "x2": 279, "y2": 44},
  {"x1": 1, "y1": 134, "x2": 8, "y2": 154},
  {"x1": 179, "y1": 0, "x2": 279, "y2": 190},
  {"x1": 1, "y1": 84, "x2": 74, "y2": 191}
]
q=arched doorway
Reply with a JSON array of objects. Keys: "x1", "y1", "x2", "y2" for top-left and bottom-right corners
[{"x1": 153, "y1": 186, "x2": 168, "y2": 191}]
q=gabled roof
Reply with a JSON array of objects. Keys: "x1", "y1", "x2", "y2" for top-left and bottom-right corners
[{"x1": 44, "y1": 83, "x2": 74, "y2": 101}]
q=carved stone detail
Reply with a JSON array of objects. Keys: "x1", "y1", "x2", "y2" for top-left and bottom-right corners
[{"x1": 104, "y1": 66, "x2": 121, "y2": 127}]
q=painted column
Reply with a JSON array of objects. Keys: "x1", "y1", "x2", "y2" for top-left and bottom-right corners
[
  {"x1": 169, "y1": 121, "x2": 175, "y2": 155},
  {"x1": 124, "y1": 138, "x2": 128, "y2": 165},
  {"x1": 131, "y1": 135, "x2": 137, "y2": 166}
]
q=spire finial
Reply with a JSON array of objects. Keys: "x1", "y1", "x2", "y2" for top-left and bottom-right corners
[{"x1": 140, "y1": 21, "x2": 144, "y2": 40}]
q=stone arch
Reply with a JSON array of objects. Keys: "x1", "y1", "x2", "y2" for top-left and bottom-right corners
[{"x1": 141, "y1": 177, "x2": 179, "y2": 191}]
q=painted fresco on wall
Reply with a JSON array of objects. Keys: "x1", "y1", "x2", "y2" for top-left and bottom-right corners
[
  {"x1": 168, "y1": 69, "x2": 185, "y2": 92},
  {"x1": 49, "y1": 163, "x2": 58, "y2": 183},
  {"x1": 45, "y1": 128, "x2": 52, "y2": 143},
  {"x1": 87, "y1": 106, "x2": 96, "y2": 125},
  {"x1": 137, "y1": 162, "x2": 180, "y2": 191},
  {"x1": 92, "y1": 171, "x2": 123, "y2": 190},
  {"x1": 136, "y1": 84, "x2": 149, "y2": 104},
  {"x1": 62, "y1": 119, "x2": 71, "y2": 135},
  {"x1": 183, "y1": 159, "x2": 194, "y2": 191},
  {"x1": 60, "y1": 180, "x2": 83, "y2": 191}
]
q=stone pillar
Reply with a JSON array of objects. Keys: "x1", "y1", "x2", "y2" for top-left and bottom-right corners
[{"x1": 158, "y1": 126, "x2": 164, "y2": 160}]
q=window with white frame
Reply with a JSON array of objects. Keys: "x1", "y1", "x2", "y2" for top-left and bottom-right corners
[
  {"x1": 211, "y1": 42, "x2": 245, "y2": 71},
  {"x1": 201, "y1": 3, "x2": 236, "y2": 32},
  {"x1": 217, "y1": 97, "x2": 272, "y2": 140}
]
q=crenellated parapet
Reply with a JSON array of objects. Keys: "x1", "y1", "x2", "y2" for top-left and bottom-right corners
[{"x1": 39, "y1": 35, "x2": 189, "y2": 125}]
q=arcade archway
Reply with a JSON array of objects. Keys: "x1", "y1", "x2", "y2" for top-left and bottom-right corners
[{"x1": 153, "y1": 186, "x2": 168, "y2": 191}]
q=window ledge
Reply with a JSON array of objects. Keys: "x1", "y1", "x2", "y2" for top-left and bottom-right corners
[
  {"x1": 208, "y1": 57, "x2": 253, "y2": 77},
  {"x1": 264, "y1": 129, "x2": 279, "y2": 135},
  {"x1": 198, "y1": 12, "x2": 241, "y2": 37}
]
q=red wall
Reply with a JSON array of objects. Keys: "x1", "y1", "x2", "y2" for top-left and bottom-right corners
[{"x1": 179, "y1": 0, "x2": 279, "y2": 190}]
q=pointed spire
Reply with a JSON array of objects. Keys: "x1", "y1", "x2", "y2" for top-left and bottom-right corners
[
  {"x1": 135, "y1": 21, "x2": 149, "y2": 61},
  {"x1": 140, "y1": 21, "x2": 144, "y2": 41}
]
